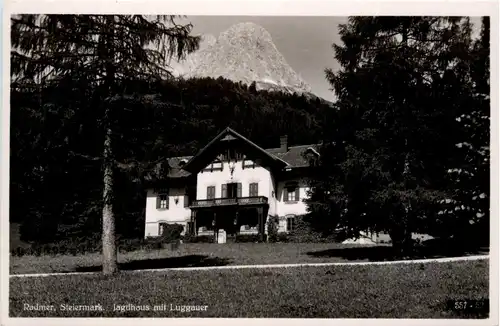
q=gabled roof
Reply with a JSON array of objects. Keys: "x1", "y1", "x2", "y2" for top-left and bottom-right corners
[
  {"x1": 267, "y1": 145, "x2": 320, "y2": 168},
  {"x1": 165, "y1": 156, "x2": 192, "y2": 178},
  {"x1": 182, "y1": 127, "x2": 289, "y2": 173},
  {"x1": 162, "y1": 138, "x2": 320, "y2": 179}
]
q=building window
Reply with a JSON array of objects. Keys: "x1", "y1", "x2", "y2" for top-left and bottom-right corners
[
  {"x1": 286, "y1": 215, "x2": 296, "y2": 232},
  {"x1": 222, "y1": 183, "x2": 242, "y2": 198},
  {"x1": 283, "y1": 183, "x2": 299, "y2": 202},
  {"x1": 159, "y1": 222, "x2": 168, "y2": 235},
  {"x1": 156, "y1": 193, "x2": 169, "y2": 210},
  {"x1": 207, "y1": 186, "x2": 216, "y2": 199},
  {"x1": 249, "y1": 183, "x2": 259, "y2": 197}
]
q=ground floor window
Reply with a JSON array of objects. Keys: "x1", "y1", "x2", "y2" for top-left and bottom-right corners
[
  {"x1": 286, "y1": 215, "x2": 296, "y2": 232},
  {"x1": 158, "y1": 222, "x2": 168, "y2": 236}
]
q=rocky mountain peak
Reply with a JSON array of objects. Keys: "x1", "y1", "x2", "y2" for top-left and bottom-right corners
[{"x1": 172, "y1": 22, "x2": 313, "y2": 95}]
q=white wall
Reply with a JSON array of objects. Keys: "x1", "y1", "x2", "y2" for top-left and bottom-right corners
[
  {"x1": 268, "y1": 173, "x2": 277, "y2": 216},
  {"x1": 274, "y1": 178, "x2": 310, "y2": 233},
  {"x1": 196, "y1": 160, "x2": 272, "y2": 201},
  {"x1": 144, "y1": 187, "x2": 191, "y2": 237},
  {"x1": 144, "y1": 162, "x2": 314, "y2": 237},
  {"x1": 276, "y1": 178, "x2": 310, "y2": 217}
]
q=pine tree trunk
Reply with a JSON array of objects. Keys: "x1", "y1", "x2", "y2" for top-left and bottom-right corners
[
  {"x1": 102, "y1": 125, "x2": 117, "y2": 274},
  {"x1": 102, "y1": 15, "x2": 118, "y2": 275},
  {"x1": 389, "y1": 203, "x2": 414, "y2": 258},
  {"x1": 389, "y1": 221, "x2": 413, "y2": 258}
]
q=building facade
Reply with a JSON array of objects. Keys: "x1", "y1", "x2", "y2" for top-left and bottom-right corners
[{"x1": 144, "y1": 127, "x2": 319, "y2": 241}]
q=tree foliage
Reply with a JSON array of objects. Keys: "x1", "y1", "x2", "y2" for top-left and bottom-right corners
[
  {"x1": 10, "y1": 75, "x2": 333, "y2": 243},
  {"x1": 11, "y1": 14, "x2": 200, "y2": 273},
  {"x1": 305, "y1": 17, "x2": 489, "y2": 254}
]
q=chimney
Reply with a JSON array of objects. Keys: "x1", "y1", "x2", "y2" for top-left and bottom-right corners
[{"x1": 280, "y1": 135, "x2": 288, "y2": 152}]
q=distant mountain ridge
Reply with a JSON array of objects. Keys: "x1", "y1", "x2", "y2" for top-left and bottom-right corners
[{"x1": 171, "y1": 22, "x2": 327, "y2": 101}]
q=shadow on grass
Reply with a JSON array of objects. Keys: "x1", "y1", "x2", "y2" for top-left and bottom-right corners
[
  {"x1": 307, "y1": 239, "x2": 489, "y2": 262},
  {"x1": 74, "y1": 254, "x2": 232, "y2": 273}
]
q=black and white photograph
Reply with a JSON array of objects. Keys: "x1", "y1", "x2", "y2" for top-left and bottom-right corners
[{"x1": 2, "y1": 0, "x2": 498, "y2": 323}]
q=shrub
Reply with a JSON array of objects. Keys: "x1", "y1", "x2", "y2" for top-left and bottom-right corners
[
  {"x1": 269, "y1": 215, "x2": 342, "y2": 243},
  {"x1": 182, "y1": 235, "x2": 215, "y2": 243},
  {"x1": 10, "y1": 224, "x2": 186, "y2": 257},
  {"x1": 158, "y1": 223, "x2": 183, "y2": 243},
  {"x1": 235, "y1": 234, "x2": 264, "y2": 243},
  {"x1": 267, "y1": 215, "x2": 279, "y2": 243},
  {"x1": 277, "y1": 233, "x2": 289, "y2": 242}
]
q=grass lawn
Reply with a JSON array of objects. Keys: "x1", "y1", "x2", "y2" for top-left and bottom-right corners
[
  {"x1": 10, "y1": 242, "x2": 488, "y2": 275},
  {"x1": 9, "y1": 260, "x2": 489, "y2": 318}
]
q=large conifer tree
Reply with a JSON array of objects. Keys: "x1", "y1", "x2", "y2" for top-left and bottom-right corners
[
  {"x1": 436, "y1": 17, "x2": 490, "y2": 244},
  {"x1": 11, "y1": 14, "x2": 200, "y2": 274},
  {"x1": 306, "y1": 17, "x2": 478, "y2": 255}
]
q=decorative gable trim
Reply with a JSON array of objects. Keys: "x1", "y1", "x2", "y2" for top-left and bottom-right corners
[
  {"x1": 221, "y1": 134, "x2": 237, "y2": 141},
  {"x1": 182, "y1": 127, "x2": 288, "y2": 173},
  {"x1": 201, "y1": 158, "x2": 224, "y2": 173}
]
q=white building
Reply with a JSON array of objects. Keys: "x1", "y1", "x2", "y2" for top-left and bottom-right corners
[{"x1": 144, "y1": 127, "x2": 320, "y2": 241}]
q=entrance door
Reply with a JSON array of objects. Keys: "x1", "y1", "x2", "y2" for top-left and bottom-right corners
[
  {"x1": 218, "y1": 207, "x2": 239, "y2": 236},
  {"x1": 222, "y1": 183, "x2": 242, "y2": 198}
]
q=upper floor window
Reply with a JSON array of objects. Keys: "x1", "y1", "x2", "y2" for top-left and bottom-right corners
[
  {"x1": 222, "y1": 183, "x2": 242, "y2": 198},
  {"x1": 249, "y1": 182, "x2": 259, "y2": 197},
  {"x1": 207, "y1": 186, "x2": 216, "y2": 199},
  {"x1": 156, "y1": 191, "x2": 169, "y2": 210},
  {"x1": 283, "y1": 183, "x2": 299, "y2": 202}
]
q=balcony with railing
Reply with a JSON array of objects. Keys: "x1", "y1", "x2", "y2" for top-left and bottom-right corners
[{"x1": 190, "y1": 196, "x2": 268, "y2": 208}]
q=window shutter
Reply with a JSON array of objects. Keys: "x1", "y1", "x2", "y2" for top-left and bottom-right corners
[
  {"x1": 295, "y1": 187, "x2": 300, "y2": 201},
  {"x1": 222, "y1": 184, "x2": 227, "y2": 198},
  {"x1": 156, "y1": 195, "x2": 161, "y2": 209},
  {"x1": 237, "y1": 183, "x2": 242, "y2": 198},
  {"x1": 207, "y1": 186, "x2": 211, "y2": 199},
  {"x1": 283, "y1": 188, "x2": 288, "y2": 202},
  {"x1": 166, "y1": 195, "x2": 169, "y2": 209},
  {"x1": 184, "y1": 195, "x2": 189, "y2": 207},
  {"x1": 249, "y1": 183, "x2": 258, "y2": 197}
]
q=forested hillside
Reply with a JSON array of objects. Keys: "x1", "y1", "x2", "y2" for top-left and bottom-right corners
[{"x1": 10, "y1": 76, "x2": 335, "y2": 242}]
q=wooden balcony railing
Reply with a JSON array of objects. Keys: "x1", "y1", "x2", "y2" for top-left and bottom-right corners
[{"x1": 190, "y1": 196, "x2": 268, "y2": 208}]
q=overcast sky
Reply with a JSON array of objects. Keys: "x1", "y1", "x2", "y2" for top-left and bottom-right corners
[{"x1": 181, "y1": 16, "x2": 482, "y2": 101}]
